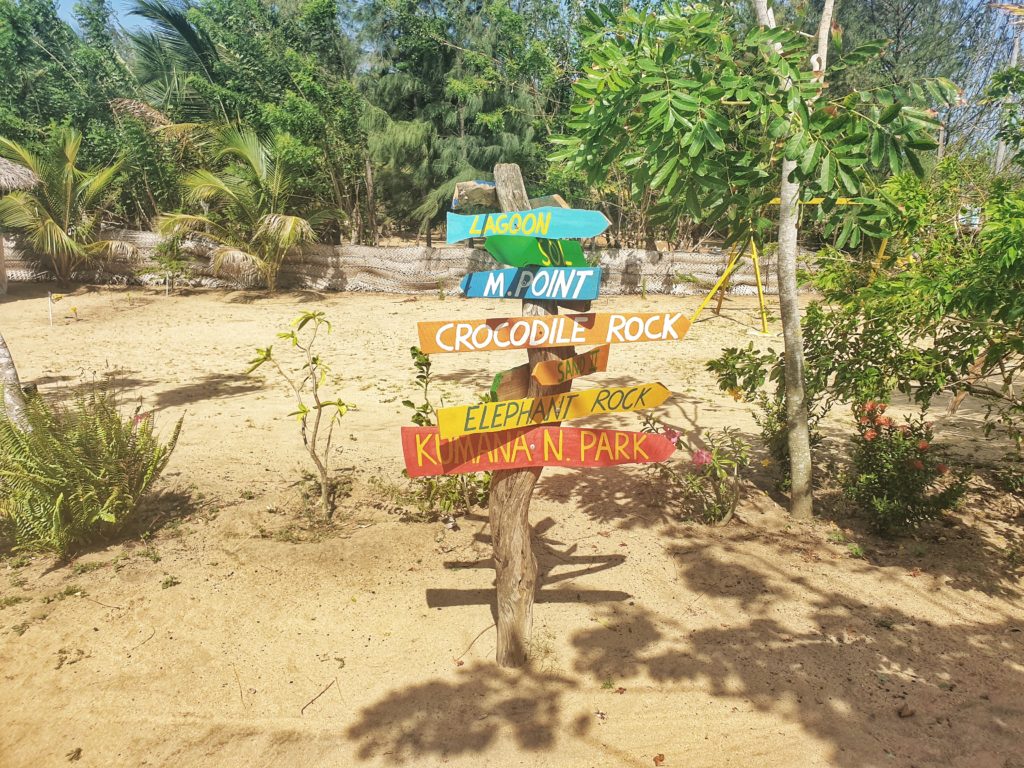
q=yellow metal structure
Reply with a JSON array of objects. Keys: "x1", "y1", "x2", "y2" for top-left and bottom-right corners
[{"x1": 690, "y1": 197, "x2": 887, "y2": 335}]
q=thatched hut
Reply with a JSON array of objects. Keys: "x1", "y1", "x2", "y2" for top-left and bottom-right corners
[{"x1": 0, "y1": 156, "x2": 39, "y2": 295}]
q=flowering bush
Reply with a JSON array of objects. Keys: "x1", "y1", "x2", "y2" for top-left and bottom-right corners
[
  {"x1": 847, "y1": 402, "x2": 967, "y2": 534},
  {"x1": 642, "y1": 417, "x2": 751, "y2": 525}
]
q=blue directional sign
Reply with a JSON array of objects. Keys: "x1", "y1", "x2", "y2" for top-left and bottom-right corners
[
  {"x1": 446, "y1": 206, "x2": 611, "y2": 244},
  {"x1": 460, "y1": 266, "x2": 602, "y2": 301}
]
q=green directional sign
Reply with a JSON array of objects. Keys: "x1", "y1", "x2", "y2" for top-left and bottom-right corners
[{"x1": 485, "y1": 236, "x2": 589, "y2": 268}]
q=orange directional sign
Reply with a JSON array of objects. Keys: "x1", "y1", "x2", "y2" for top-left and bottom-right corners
[
  {"x1": 402, "y1": 426, "x2": 676, "y2": 477},
  {"x1": 532, "y1": 345, "x2": 609, "y2": 387},
  {"x1": 437, "y1": 383, "x2": 670, "y2": 438},
  {"x1": 417, "y1": 311, "x2": 690, "y2": 355}
]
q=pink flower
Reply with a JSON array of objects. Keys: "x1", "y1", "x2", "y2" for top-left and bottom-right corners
[
  {"x1": 864, "y1": 429, "x2": 878, "y2": 441},
  {"x1": 663, "y1": 428, "x2": 682, "y2": 447},
  {"x1": 692, "y1": 449, "x2": 713, "y2": 468}
]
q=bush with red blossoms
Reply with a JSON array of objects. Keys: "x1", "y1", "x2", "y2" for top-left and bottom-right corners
[{"x1": 847, "y1": 402, "x2": 968, "y2": 534}]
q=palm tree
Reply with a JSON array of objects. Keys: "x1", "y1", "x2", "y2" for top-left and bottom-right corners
[
  {"x1": 157, "y1": 126, "x2": 322, "y2": 290},
  {"x1": 0, "y1": 128, "x2": 136, "y2": 283}
]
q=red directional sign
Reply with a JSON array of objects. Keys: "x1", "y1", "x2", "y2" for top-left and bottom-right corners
[{"x1": 401, "y1": 425, "x2": 676, "y2": 477}]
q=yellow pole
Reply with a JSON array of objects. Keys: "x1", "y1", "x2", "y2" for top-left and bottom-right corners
[
  {"x1": 691, "y1": 247, "x2": 743, "y2": 324},
  {"x1": 750, "y1": 240, "x2": 769, "y2": 334}
]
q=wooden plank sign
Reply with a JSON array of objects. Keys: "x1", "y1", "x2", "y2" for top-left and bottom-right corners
[
  {"x1": 402, "y1": 425, "x2": 676, "y2": 477},
  {"x1": 532, "y1": 344, "x2": 609, "y2": 386},
  {"x1": 437, "y1": 383, "x2": 670, "y2": 438},
  {"x1": 484, "y1": 236, "x2": 588, "y2": 268},
  {"x1": 461, "y1": 266, "x2": 600, "y2": 301},
  {"x1": 446, "y1": 207, "x2": 611, "y2": 243},
  {"x1": 490, "y1": 364, "x2": 530, "y2": 401},
  {"x1": 417, "y1": 311, "x2": 691, "y2": 354}
]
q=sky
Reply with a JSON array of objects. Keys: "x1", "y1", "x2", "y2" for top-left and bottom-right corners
[{"x1": 57, "y1": 0, "x2": 148, "y2": 31}]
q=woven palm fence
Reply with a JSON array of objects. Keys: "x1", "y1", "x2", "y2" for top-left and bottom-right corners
[{"x1": 3, "y1": 229, "x2": 811, "y2": 296}]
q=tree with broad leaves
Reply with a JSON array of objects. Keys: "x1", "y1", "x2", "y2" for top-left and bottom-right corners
[{"x1": 552, "y1": 1, "x2": 958, "y2": 516}]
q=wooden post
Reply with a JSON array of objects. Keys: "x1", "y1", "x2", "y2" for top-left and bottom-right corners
[{"x1": 488, "y1": 163, "x2": 575, "y2": 667}]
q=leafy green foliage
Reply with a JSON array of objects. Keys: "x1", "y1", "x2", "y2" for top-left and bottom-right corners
[
  {"x1": 846, "y1": 402, "x2": 967, "y2": 534},
  {"x1": 641, "y1": 415, "x2": 750, "y2": 525},
  {"x1": 157, "y1": 126, "x2": 325, "y2": 289},
  {"x1": 247, "y1": 311, "x2": 354, "y2": 518},
  {"x1": 803, "y1": 158, "x2": 1024, "y2": 447},
  {"x1": 707, "y1": 343, "x2": 823, "y2": 490},
  {"x1": 401, "y1": 346, "x2": 489, "y2": 521},
  {"x1": 0, "y1": 389, "x2": 182, "y2": 558},
  {"x1": 553, "y1": 3, "x2": 958, "y2": 250},
  {"x1": 0, "y1": 127, "x2": 136, "y2": 281}
]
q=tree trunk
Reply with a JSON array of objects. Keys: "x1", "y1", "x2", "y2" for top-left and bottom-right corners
[
  {"x1": 487, "y1": 163, "x2": 576, "y2": 667},
  {"x1": 365, "y1": 155, "x2": 378, "y2": 246},
  {"x1": 777, "y1": 162, "x2": 814, "y2": 518},
  {"x1": 753, "y1": 0, "x2": 835, "y2": 519},
  {"x1": 0, "y1": 330, "x2": 29, "y2": 431}
]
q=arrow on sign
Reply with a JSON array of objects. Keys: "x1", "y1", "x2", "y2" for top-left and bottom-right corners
[
  {"x1": 402, "y1": 425, "x2": 676, "y2": 477},
  {"x1": 461, "y1": 266, "x2": 600, "y2": 301},
  {"x1": 446, "y1": 206, "x2": 611, "y2": 243},
  {"x1": 532, "y1": 345, "x2": 609, "y2": 387},
  {"x1": 484, "y1": 236, "x2": 588, "y2": 268},
  {"x1": 417, "y1": 311, "x2": 691, "y2": 354},
  {"x1": 437, "y1": 383, "x2": 670, "y2": 438}
]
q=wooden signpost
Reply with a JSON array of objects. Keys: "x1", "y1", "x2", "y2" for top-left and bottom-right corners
[
  {"x1": 484, "y1": 235, "x2": 588, "y2": 268},
  {"x1": 402, "y1": 425, "x2": 676, "y2": 477},
  {"x1": 460, "y1": 266, "x2": 601, "y2": 301},
  {"x1": 437, "y1": 383, "x2": 669, "y2": 438},
  {"x1": 417, "y1": 310, "x2": 691, "y2": 354},
  {"x1": 401, "y1": 164, "x2": 687, "y2": 668},
  {"x1": 446, "y1": 206, "x2": 612, "y2": 243}
]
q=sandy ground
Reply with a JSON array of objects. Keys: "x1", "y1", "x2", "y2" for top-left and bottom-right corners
[{"x1": 0, "y1": 284, "x2": 1022, "y2": 768}]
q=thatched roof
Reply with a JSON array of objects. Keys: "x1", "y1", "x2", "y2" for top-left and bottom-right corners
[{"x1": 0, "y1": 157, "x2": 38, "y2": 192}]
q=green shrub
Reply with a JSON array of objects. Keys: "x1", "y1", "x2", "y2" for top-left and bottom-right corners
[
  {"x1": 846, "y1": 402, "x2": 967, "y2": 534},
  {"x1": 401, "y1": 346, "x2": 490, "y2": 521},
  {"x1": 641, "y1": 416, "x2": 751, "y2": 525},
  {"x1": 0, "y1": 389, "x2": 182, "y2": 558}
]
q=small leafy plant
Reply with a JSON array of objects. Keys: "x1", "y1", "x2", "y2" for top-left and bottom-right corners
[
  {"x1": 248, "y1": 311, "x2": 354, "y2": 519},
  {"x1": 401, "y1": 346, "x2": 490, "y2": 520},
  {"x1": 0, "y1": 388, "x2": 181, "y2": 558},
  {"x1": 641, "y1": 416, "x2": 751, "y2": 525},
  {"x1": 153, "y1": 234, "x2": 192, "y2": 293},
  {"x1": 846, "y1": 402, "x2": 968, "y2": 534},
  {"x1": 707, "y1": 343, "x2": 822, "y2": 490}
]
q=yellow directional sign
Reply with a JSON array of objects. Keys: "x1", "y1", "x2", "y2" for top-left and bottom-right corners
[{"x1": 437, "y1": 383, "x2": 670, "y2": 438}]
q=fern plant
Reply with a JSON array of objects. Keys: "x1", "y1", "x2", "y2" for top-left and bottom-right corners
[{"x1": 0, "y1": 389, "x2": 182, "y2": 558}]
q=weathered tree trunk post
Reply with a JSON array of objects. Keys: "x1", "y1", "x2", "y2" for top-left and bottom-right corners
[{"x1": 488, "y1": 163, "x2": 575, "y2": 667}]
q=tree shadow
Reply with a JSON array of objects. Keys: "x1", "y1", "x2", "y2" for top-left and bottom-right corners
[
  {"x1": 346, "y1": 527, "x2": 1024, "y2": 766},
  {"x1": 345, "y1": 663, "x2": 576, "y2": 762},
  {"x1": 152, "y1": 372, "x2": 262, "y2": 409}
]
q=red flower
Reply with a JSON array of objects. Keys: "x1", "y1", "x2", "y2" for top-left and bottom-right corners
[
  {"x1": 936, "y1": 463, "x2": 949, "y2": 475},
  {"x1": 876, "y1": 403, "x2": 888, "y2": 414},
  {"x1": 917, "y1": 440, "x2": 929, "y2": 452},
  {"x1": 859, "y1": 416, "x2": 870, "y2": 426},
  {"x1": 876, "y1": 416, "x2": 893, "y2": 428},
  {"x1": 864, "y1": 400, "x2": 877, "y2": 412},
  {"x1": 911, "y1": 459, "x2": 925, "y2": 471},
  {"x1": 864, "y1": 429, "x2": 878, "y2": 441}
]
